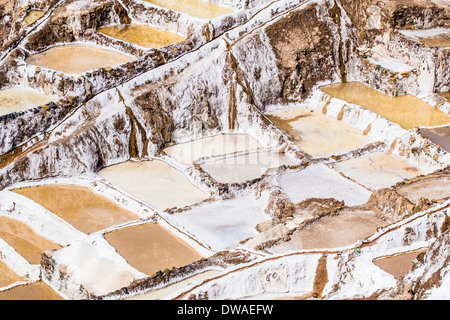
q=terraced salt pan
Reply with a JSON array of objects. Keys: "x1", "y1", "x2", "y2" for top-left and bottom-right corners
[
  {"x1": 399, "y1": 28, "x2": 450, "y2": 48},
  {"x1": 97, "y1": 159, "x2": 210, "y2": 210},
  {"x1": 200, "y1": 150, "x2": 295, "y2": 183},
  {"x1": 269, "y1": 210, "x2": 387, "y2": 253},
  {"x1": 0, "y1": 87, "x2": 58, "y2": 116},
  {"x1": 24, "y1": 10, "x2": 45, "y2": 25},
  {"x1": 104, "y1": 223, "x2": 203, "y2": 276},
  {"x1": 0, "y1": 281, "x2": 63, "y2": 300},
  {"x1": 0, "y1": 216, "x2": 61, "y2": 264},
  {"x1": 97, "y1": 24, "x2": 186, "y2": 49},
  {"x1": 439, "y1": 92, "x2": 450, "y2": 102},
  {"x1": 321, "y1": 82, "x2": 450, "y2": 129},
  {"x1": 373, "y1": 249, "x2": 427, "y2": 280},
  {"x1": 396, "y1": 176, "x2": 450, "y2": 204},
  {"x1": 419, "y1": 126, "x2": 450, "y2": 152},
  {"x1": 265, "y1": 107, "x2": 374, "y2": 157},
  {"x1": 332, "y1": 152, "x2": 425, "y2": 191},
  {"x1": 163, "y1": 134, "x2": 263, "y2": 165},
  {"x1": 143, "y1": 0, "x2": 234, "y2": 19},
  {"x1": 0, "y1": 260, "x2": 23, "y2": 288},
  {"x1": 165, "y1": 195, "x2": 271, "y2": 251},
  {"x1": 13, "y1": 185, "x2": 140, "y2": 234},
  {"x1": 278, "y1": 164, "x2": 372, "y2": 207},
  {"x1": 25, "y1": 44, "x2": 135, "y2": 74}
]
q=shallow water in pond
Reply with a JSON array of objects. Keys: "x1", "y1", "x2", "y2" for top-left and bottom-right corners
[
  {"x1": 0, "y1": 216, "x2": 61, "y2": 264},
  {"x1": 269, "y1": 211, "x2": 387, "y2": 252},
  {"x1": 25, "y1": 44, "x2": 135, "y2": 74},
  {"x1": 143, "y1": 0, "x2": 234, "y2": 19},
  {"x1": 97, "y1": 24, "x2": 186, "y2": 48},
  {"x1": 24, "y1": 10, "x2": 45, "y2": 25},
  {"x1": 396, "y1": 176, "x2": 450, "y2": 204},
  {"x1": 0, "y1": 281, "x2": 63, "y2": 300},
  {"x1": 266, "y1": 107, "x2": 374, "y2": 157},
  {"x1": 104, "y1": 223, "x2": 203, "y2": 276},
  {"x1": 321, "y1": 82, "x2": 450, "y2": 129},
  {"x1": 97, "y1": 159, "x2": 210, "y2": 210},
  {"x1": 439, "y1": 92, "x2": 450, "y2": 101},
  {"x1": 0, "y1": 260, "x2": 23, "y2": 288},
  {"x1": 164, "y1": 134, "x2": 263, "y2": 165},
  {"x1": 13, "y1": 185, "x2": 140, "y2": 234},
  {"x1": 400, "y1": 28, "x2": 450, "y2": 48},
  {"x1": 200, "y1": 150, "x2": 295, "y2": 183},
  {"x1": 0, "y1": 87, "x2": 58, "y2": 116},
  {"x1": 373, "y1": 249, "x2": 427, "y2": 280},
  {"x1": 332, "y1": 152, "x2": 425, "y2": 190}
]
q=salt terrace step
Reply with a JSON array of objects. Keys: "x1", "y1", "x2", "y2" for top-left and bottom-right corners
[
  {"x1": 12, "y1": 184, "x2": 141, "y2": 234},
  {"x1": 0, "y1": 87, "x2": 58, "y2": 117},
  {"x1": 321, "y1": 82, "x2": 450, "y2": 130},
  {"x1": 143, "y1": 0, "x2": 234, "y2": 19},
  {"x1": 25, "y1": 44, "x2": 136, "y2": 74},
  {"x1": 399, "y1": 28, "x2": 450, "y2": 48},
  {"x1": 97, "y1": 24, "x2": 186, "y2": 49}
]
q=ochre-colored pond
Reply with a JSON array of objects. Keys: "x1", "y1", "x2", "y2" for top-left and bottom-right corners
[
  {"x1": 24, "y1": 10, "x2": 46, "y2": 25},
  {"x1": 104, "y1": 223, "x2": 203, "y2": 276},
  {"x1": 321, "y1": 82, "x2": 450, "y2": 129},
  {"x1": 25, "y1": 44, "x2": 135, "y2": 74},
  {"x1": 401, "y1": 28, "x2": 450, "y2": 48},
  {"x1": 97, "y1": 24, "x2": 186, "y2": 48},
  {"x1": 97, "y1": 160, "x2": 210, "y2": 210},
  {"x1": 266, "y1": 107, "x2": 374, "y2": 157},
  {"x1": 373, "y1": 249, "x2": 427, "y2": 279},
  {"x1": 143, "y1": 0, "x2": 234, "y2": 19},
  {"x1": 0, "y1": 281, "x2": 63, "y2": 300},
  {"x1": 439, "y1": 92, "x2": 450, "y2": 101},
  {"x1": 13, "y1": 185, "x2": 140, "y2": 234},
  {"x1": 0, "y1": 260, "x2": 23, "y2": 288},
  {"x1": 0, "y1": 216, "x2": 61, "y2": 264},
  {"x1": 0, "y1": 87, "x2": 58, "y2": 116}
]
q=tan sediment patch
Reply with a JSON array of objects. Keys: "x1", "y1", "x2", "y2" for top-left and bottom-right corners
[
  {"x1": 0, "y1": 260, "x2": 23, "y2": 288},
  {"x1": 143, "y1": 0, "x2": 234, "y2": 19},
  {"x1": 0, "y1": 87, "x2": 58, "y2": 116},
  {"x1": 0, "y1": 281, "x2": 64, "y2": 300},
  {"x1": 373, "y1": 249, "x2": 428, "y2": 279}
]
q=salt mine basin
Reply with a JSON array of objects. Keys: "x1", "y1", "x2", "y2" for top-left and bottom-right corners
[
  {"x1": 200, "y1": 150, "x2": 295, "y2": 184},
  {"x1": 420, "y1": 126, "x2": 450, "y2": 153},
  {"x1": 104, "y1": 222, "x2": 203, "y2": 276},
  {"x1": 97, "y1": 159, "x2": 210, "y2": 210},
  {"x1": 373, "y1": 249, "x2": 428, "y2": 280},
  {"x1": 143, "y1": 0, "x2": 234, "y2": 19},
  {"x1": 321, "y1": 82, "x2": 450, "y2": 129},
  {"x1": 25, "y1": 44, "x2": 135, "y2": 74},
  {"x1": 399, "y1": 28, "x2": 450, "y2": 48},
  {"x1": 163, "y1": 133, "x2": 264, "y2": 165},
  {"x1": 24, "y1": 10, "x2": 45, "y2": 25},
  {"x1": 0, "y1": 260, "x2": 24, "y2": 288},
  {"x1": 265, "y1": 106, "x2": 374, "y2": 157},
  {"x1": 0, "y1": 216, "x2": 61, "y2": 264},
  {"x1": 0, "y1": 87, "x2": 58, "y2": 116},
  {"x1": 12, "y1": 184, "x2": 140, "y2": 234},
  {"x1": 97, "y1": 24, "x2": 186, "y2": 48},
  {"x1": 0, "y1": 281, "x2": 63, "y2": 300}
]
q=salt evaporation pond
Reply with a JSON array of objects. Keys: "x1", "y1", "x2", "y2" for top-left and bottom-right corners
[
  {"x1": 200, "y1": 150, "x2": 295, "y2": 183},
  {"x1": 279, "y1": 164, "x2": 372, "y2": 207},
  {"x1": 0, "y1": 87, "x2": 58, "y2": 116},
  {"x1": 25, "y1": 44, "x2": 135, "y2": 74},
  {"x1": 0, "y1": 216, "x2": 61, "y2": 264},
  {"x1": 321, "y1": 82, "x2": 450, "y2": 129},
  {"x1": 0, "y1": 281, "x2": 63, "y2": 300},
  {"x1": 97, "y1": 159, "x2": 209, "y2": 210},
  {"x1": 104, "y1": 223, "x2": 203, "y2": 276},
  {"x1": 97, "y1": 24, "x2": 186, "y2": 48},
  {"x1": 13, "y1": 185, "x2": 140, "y2": 234},
  {"x1": 373, "y1": 249, "x2": 428, "y2": 280},
  {"x1": 0, "y1": 260, "x2": 23, "y2": 288},
  {"x1": 166, "y1": 195, "x2": 271, "y2": 251},
  {"x1": 269, "y1": 210, "x2": 387, "y2": 253},
  {"x1": 420, "y1": 126, "x2": 450, "y2": 153},
  {"x1": 143, "y1": 0, "x2": 234, "y2": 19},
  {"x1": 400, "y1": 28, "x2": 450, "y2": 48},
  {"x1": 439, "y1": 92, "x2": 450, "y2": 101},
  {"x1": 24, "y1": 10, "x2": 45, "y2": 25},
  {"x1": 266, "y1": 107, "x2": 374, "y2": 157},
  {"x1": 163, "y1": 133, "x2": 263, "y2": 165},
  {"x1": 396, "y1": 176, "x2": 450, "y2": 204},
  {"x1": 332, "y1": 152, "x2": 425, "y2": 190}
]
